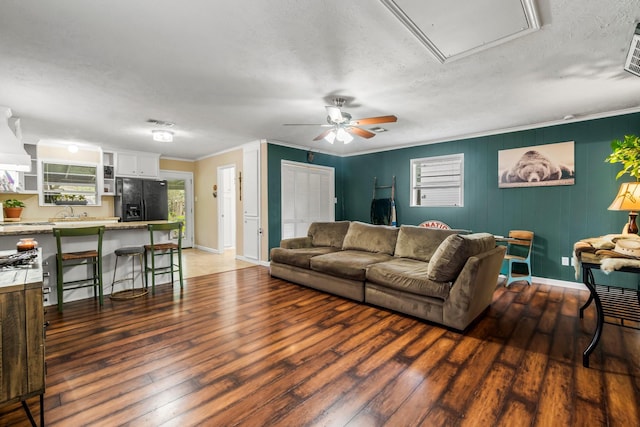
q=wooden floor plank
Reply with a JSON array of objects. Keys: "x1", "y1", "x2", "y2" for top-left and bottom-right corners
[{"x1": 1, "y1": 267, "x2": 639, "y2": 426}]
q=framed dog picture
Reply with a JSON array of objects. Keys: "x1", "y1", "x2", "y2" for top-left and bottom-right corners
[{"x1": 498, "y1": 141, "x2": 575, "y2": 188}]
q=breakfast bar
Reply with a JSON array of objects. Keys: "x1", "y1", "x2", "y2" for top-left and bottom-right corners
[{"x1": 0, "y1": 220, "x2": 175, "y2": 307}]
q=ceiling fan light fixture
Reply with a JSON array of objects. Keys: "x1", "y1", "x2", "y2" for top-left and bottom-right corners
[
  {"x1": 324, "y1": 130, "x2": 336, "y2": 144},
  {"x1": 152, "y1": 129, "x2": 174, "y2": 142},
  {"x1": 336, "y1": 128, "x2": 353, "y2": 144}
]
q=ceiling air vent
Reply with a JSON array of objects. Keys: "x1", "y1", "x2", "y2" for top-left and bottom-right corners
[{"x1": 624, "y1": 23, "x2": 640, "y2": 77}]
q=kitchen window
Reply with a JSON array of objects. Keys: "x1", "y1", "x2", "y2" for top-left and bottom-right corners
[
  {"x1": 411, "y1": 153, "x2": 464, "y2": 207},
  {"x1": 41, "y1": 161, "x2": 98, "y2": 205}
]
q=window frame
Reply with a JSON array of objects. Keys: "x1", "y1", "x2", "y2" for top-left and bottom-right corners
[
  {"x1": 39, "y1": 159, "x2": 100, "y2": 206},
  {"x1": 410, "y1": 153, "x2": 464, "y2": 207}
]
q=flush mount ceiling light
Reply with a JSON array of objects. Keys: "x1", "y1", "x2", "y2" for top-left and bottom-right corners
[
  {"x1": 152, "y1": 129, "x2": 174, "y2": 142},
  {"x1": 380, "y1": 0, "x2": 541, "y2": 63}
]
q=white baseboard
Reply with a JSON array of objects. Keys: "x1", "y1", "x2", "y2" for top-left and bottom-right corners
[
  {"x1": 236, "y1": 256, "x2": 270, "y2": 267},
  {"x1": 532, "y1": 276, "x2": 587, "y2": 290},
  {"x1": 193, "y1": 245, "x2": 221, "y2": 254}
]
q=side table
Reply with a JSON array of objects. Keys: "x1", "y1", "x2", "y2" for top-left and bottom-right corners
[{"x1": 579, "y1": 261, "x2": 640, "y2": 367}]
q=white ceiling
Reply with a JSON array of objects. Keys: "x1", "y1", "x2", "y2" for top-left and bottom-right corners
[{"x1": 1, "y1": 0, "x2": 639, "y2": 159}]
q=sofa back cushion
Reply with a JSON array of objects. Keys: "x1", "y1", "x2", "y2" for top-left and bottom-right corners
[
  {"x1": 427, "y1": 233, "x2": 496, "y2": 282},
  {"x1": 342, "y1": 221, "x2": 399, "y2": 255},
  {"x1": 394, "y1": 225, "x2": 462, "y2": 262},
  {"x1": 308, "y1": 221, "x2": 351, "y2": 248}
]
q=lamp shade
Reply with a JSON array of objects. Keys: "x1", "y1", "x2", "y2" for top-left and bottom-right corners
[{"x1": 608, "y1": 182, "x2": 640, "y2": 211}]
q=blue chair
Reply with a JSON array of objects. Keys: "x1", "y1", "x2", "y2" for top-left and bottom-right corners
[{"x1": 500, "y1": 230, "x2": 534, "y2": 287}]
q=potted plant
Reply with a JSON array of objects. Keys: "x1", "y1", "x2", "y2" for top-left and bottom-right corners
[
  {"x1": 2, "y1": 198, "x2": 26, "y2": 221},
  {"x1": 605, "y1": 134, "x2": 640, "y2": 233},
  {"x1": 605, "y1": 134, "x2": 640, "y2": 180},
  {"x1": 53, "y1": 194, "x2": 88, "y2": 205}
]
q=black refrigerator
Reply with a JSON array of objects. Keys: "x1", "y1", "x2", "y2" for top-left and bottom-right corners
[{"x1": 115, "y1": 177, "x2": 168, "y2": 221}]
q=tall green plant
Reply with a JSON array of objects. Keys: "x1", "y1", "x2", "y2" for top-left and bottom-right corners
[{"x1": 605, "y1": 134, "x2": 640, "y2": 180}]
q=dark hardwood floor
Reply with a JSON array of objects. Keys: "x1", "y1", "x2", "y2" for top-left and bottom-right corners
[{"x1": 2, "y1": 266, "x2": 639, "y2": 426}]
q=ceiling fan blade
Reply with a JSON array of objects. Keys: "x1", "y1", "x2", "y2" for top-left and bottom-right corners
[
  {"x1": 351, "y1": 115, "x2": 398, "y2": 125},
  {"x1": 326, "y1": 106, "x2": 344, "y2": 123},
  {"x1": 349, "y1": 127, "x2": 376, "y2": 139},
  {"x1": 313, "y1": 129, "x2": 334, "y2": 141},
  {"x1": 283, "y1": 123, "x2": 331, "y2": 126}
]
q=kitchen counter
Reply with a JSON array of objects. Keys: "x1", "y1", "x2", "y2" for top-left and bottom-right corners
[
  {"x1": 0, "y1": 221, "x2": 178, "y2": 306},
  {"x1": 0, "y1": 220, "x2": 171, "y2": 236},
  {"x1": 0, "y1": 249, "x2": 43, "y2": 291}
]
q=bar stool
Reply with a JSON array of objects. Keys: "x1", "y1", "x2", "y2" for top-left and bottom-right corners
[
  {"x1": 53, "y1": 225, "x2": 105, "y2": 312},
  {"x1": 144, "y1": 222, "x2": 184, "y2": 295},
  {"x1": 110, "y1": 246, "x2": 148, "y2": 300}
]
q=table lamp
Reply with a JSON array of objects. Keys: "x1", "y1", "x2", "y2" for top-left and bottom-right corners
[{"x1": 608, "y1": 182, "x2": 640, "y2": 234}]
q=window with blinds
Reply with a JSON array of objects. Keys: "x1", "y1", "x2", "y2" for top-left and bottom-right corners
[{"x1": 411, "y1": 153, "x2": 464, "y2": 207}]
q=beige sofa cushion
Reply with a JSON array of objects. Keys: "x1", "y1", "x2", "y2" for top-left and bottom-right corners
[
  {"x1": 393, "y1": 225, "x2": 462, "y2": 262},
  {"x1": 342, "y1": 221, "x2": 399, "y2": 255},
  {"x1": 308, "y1": 221, "x2": 351, "y2": 248},
  {"x1": 427, "y1": 233, "x2": 496, "y2": 282},
  {"x1": 310, "y1": 250, "x2": 393, "y2": 281},
  {"x1": 270, "y1": 246, "x2": 340, "y2": 269},
  {"x1": 366, "y1": 258, "x2": 452, "y2": 300}
]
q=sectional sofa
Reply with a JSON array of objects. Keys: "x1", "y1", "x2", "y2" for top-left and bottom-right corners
[{"x1": 269, "y1": 221, "x2": 506, "y2": 331}]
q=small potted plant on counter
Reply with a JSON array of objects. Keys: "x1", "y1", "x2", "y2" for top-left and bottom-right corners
[
  {"x1": 2, "y1": 198, "x2": 26, "y2": 221},
  {"x1": 53, "y1": 194, "x2": 88, "y2": 205}
]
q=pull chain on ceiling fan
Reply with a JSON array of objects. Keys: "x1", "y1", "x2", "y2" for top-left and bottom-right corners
[{"x1": 284, "y1": 97, "x2": 397, "y2": 144}]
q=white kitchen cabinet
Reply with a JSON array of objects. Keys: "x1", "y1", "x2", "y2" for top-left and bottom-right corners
[
  {"x1": 20, "y1": 143, "x2": 38, "y2": 194},
  {"x1": 115, "y1": 151, "x2": 160, "y2": 178},
  {"x1": 102, "y1": 150, "x2": 115, "y2": 195}
]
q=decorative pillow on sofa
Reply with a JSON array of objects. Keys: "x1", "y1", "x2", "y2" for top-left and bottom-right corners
[
  {"x1": 308, "y1": 221, "x2": 351, "y2": 248},
  {"x1": 394, "y1": 225, "x2": 461, "y2": 262},
  {"x1": 342, "y1": 221, "x2": 399, "y2": 255},
  {"x1": 427, "y1": 233, "x2": 496, "y2": 282}
]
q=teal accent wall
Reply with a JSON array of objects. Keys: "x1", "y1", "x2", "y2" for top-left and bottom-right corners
[
  {"x1": 268, "y1": 112, "x2": 640, "y2": 285},
  {"x1": 267, "y1": 144, "x2": 345, "y2": 252}
]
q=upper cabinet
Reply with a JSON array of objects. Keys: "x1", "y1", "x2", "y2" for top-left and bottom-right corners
[
  {"x1": 115, "y1": 151, "x2": 159, "y2": 178},
  {"x1": 20, "y1": 143, "x2": 38, "y2": 194},
  {"x1": 102, "y1": 150, "x2": 115, "y2": 195}
]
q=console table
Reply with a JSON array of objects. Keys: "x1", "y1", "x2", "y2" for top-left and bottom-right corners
[{"x1": 579, "y1": 260, "x2": 640, "y2": 368}]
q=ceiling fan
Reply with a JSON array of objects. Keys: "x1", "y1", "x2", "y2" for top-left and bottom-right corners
[{"x1": 284, "y1": 98, "x2": 397, "y2": 144}]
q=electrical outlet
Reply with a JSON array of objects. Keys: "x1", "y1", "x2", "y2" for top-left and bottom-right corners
[{"x1": 561, "y1": 256, "x2": 570, "y2": 266}]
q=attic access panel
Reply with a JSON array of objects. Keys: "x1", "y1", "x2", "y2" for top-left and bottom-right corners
[{"x1": 381, "y1": 0, "x2": 540, "y2": 63}]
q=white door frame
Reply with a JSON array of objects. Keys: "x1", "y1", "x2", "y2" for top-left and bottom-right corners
[
  {"x1": 160, "y1": 169, "x2": 194, "y2": 248},
  {"x1": 217, "y1": 164, "x2": 236, "y2": 253}
]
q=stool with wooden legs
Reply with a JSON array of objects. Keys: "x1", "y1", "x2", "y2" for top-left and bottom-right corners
[
  {"x1": 144, "y1": 222, "x2": 183, "y2": 295},
  {"x1": 53, "y1": 225, "x2": 105, "y2": 312}
]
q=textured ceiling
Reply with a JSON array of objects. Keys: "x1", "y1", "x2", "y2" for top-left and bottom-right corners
[{"x1": 0, "y1": 0, "x2": 639, "y2": 159}]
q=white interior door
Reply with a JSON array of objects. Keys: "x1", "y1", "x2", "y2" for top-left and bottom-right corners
[{"x1": 281, "y1": 160, "x2": 335, "y2": 239}]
